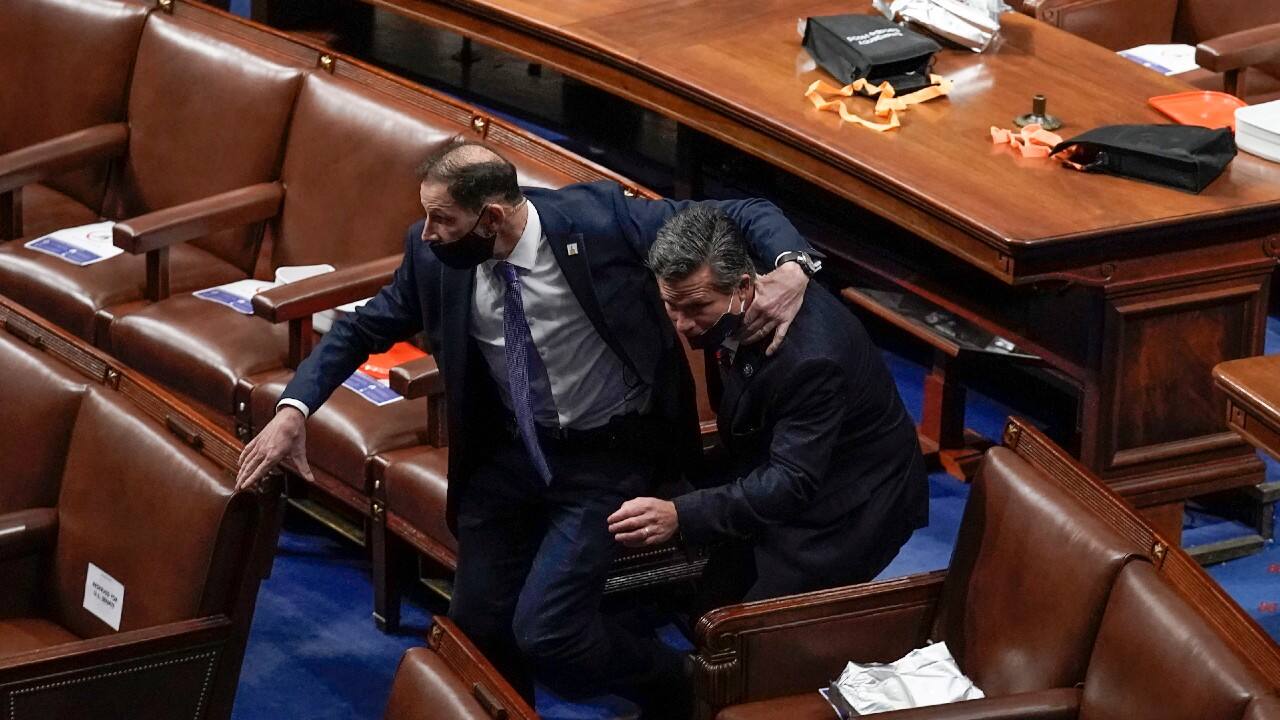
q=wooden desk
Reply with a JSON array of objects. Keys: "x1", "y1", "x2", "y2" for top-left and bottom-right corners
[
  {"x1": 265, "y1": 0, "x2": 1280, "y2": 537},
  {"x1": 1215, "y1": 355, "x2": 1280, "y2": 461}
]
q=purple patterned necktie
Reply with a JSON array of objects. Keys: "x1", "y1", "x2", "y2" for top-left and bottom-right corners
[{"x1": 494, "y1": 261, "x2": 554, "y2": 484}]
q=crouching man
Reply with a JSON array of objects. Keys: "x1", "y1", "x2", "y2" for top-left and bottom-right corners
[{"x1": 609, "y1": 205, "x2": 929, "y2": 602}]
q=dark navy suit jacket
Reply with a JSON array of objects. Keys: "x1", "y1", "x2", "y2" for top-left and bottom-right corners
[
  {"x1": 281, "y1": 181, "x2": 814, "y2": 531},
  {"x1": 674, "y1": 284, "x2": 929, "y2": 593}
]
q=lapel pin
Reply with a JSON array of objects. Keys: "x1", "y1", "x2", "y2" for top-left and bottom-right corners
[
  {"x1": 743, "y1": 364, "x2": 754, "y2": 378},
  {"x1": 567, "y1": 242, "x2": 579, "y2": 256}
]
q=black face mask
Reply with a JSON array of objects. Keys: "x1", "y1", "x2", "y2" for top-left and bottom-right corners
[
  {"x1": 428, "y1": 206, "x2": 497, "y2": 270},
  {"x1": 689, "y1": 290, "x2": 745, "y2": 350}
]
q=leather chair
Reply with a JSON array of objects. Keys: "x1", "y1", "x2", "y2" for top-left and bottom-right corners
[
  {"x1": 384, "y1": 617, "x2": 537, "y2": 720},
  {"x1": 692, "y1": 418, "x2": 1280, "y2": 719},
  {"x1": 0, "y1": 296, "x2": 282, "y2": 720},
  {"x1": 0, "y1": 0, "x2": 149, "y2": 243},
  {"x1": 1011, "y1": 0, "x2": 1280, "y2": 103},
  {"x1": 0, "y1": 9, "x2": 304, "y2": 344},
  {"x1": 1174, "y1": 0, "x2": 1280, "y2": 103},
  {"x1": 109, "y1": 70, "x2": 455, "y2": 423},
  {"x1": 0, "y1": 330, "x2": 90, "y2": 514}
]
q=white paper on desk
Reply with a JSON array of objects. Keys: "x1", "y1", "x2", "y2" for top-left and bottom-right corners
[
  {"x1": 193, "y1": 279, "x2": 280, "y2": 315},
  {"x1": 829, "y1": 641, "x2": 984, "y2": 715},
  {"x1": 1118, "y1": 44, "x2": 1199, "y2": 76},
  {"x1": 83, "y1": 562, "x2": 125, "y2": 631},
  {"x1": 272, "y1": 263, "x2": 371, "y2": 333},
  {"x1": 24, "y1": 221, "x2": 122, "y2": 266}
]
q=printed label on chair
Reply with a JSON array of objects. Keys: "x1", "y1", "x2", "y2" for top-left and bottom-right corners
[{"x1": 83, "y1": 562, "x2": 125, "y2": 631}]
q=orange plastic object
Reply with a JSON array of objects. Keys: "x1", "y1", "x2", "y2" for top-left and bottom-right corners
[
  {"x1": 990, "y1": 123, "x2": 1063, "y2": 158},
  {"x1": 360, "y1": 342, "x2": 427, "y2": 380},
  {"x1": 1148, "y1": 91, "x2": 1247, "y2": 130}
]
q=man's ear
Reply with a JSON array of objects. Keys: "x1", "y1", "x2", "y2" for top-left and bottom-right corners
[{"x1": 739, "y1": 273, "x2": 754, "y2": 292}]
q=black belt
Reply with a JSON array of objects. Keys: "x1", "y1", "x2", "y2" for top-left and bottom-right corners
[{"x1": 507, "y1": 413, "x2": 654, "y2": 450}]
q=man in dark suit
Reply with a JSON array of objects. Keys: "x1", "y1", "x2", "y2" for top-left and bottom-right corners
[
  {"x1": 234, "y1": 141, "x2": 817, "y2": 711},
  {"x1": 609, "y1": 205, "x2": 929, "y2": 602}
]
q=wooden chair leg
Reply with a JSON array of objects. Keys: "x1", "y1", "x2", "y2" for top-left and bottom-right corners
[
  {"x1": 921, "y1": 350, "x2": 966, "y2": 449},
  {"x1": 371, "y1": 505, "x2": 402, "y2": 633}
]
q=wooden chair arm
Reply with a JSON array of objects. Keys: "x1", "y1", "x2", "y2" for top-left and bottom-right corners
[
  {"x1": 0, "y1": 123, "x2": 128, "y2": 195},
  {"x1": 693, "y1": 571, "x2": 946, "y2": 712},
  {"x1": 0, "y1": 509, "x2": 57, "y2": 562}
]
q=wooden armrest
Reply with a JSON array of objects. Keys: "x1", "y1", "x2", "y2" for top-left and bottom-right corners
[
  {"x1": 426, "y1": 617, "x2": 538, "y2": 720},
  {"x1": 858, "y1": 690, "x2": 1081, "y2": 720},
  {"x1": 1196, "y1": 23, "x2": 1280, "y2": 75},
  {"x1": 112, "y1": 182, "x2": 283, "y2": 255},
  {"x1": 0, "y1": 123, "x2": 128, "y2": 195},
  {"x1": 0, "y1": 508, "x2": 57, "y2": 562},
  {"x1": 251, "y1": 254, "x2": 400, "y2": 323},
  {"x1": 0, "y1": 616, "x2": 230, "y2": 675},
  {"x1": 388, "y1": 356, "x2": 443, "y2": 399},
  {"x1": 693, "y1": 571, "x2": 946, "y2": 709}
]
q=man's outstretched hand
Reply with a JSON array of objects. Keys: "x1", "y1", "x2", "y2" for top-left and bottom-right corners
[
  {"x1": 742, "y1": 261, "x2": 807, "y2": 356},
  {"x1": 608, "y1": 497, "x2": 678, "y2": 547},
  {"x1": 235, "y1": 406, "x2": 313, "y2": 491}
]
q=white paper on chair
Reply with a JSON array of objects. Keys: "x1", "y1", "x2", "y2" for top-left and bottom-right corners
[
  {"x1": 83, "y1": 562, "x2": 125, "y2": 631},
  {"x1": 24, "y1": 221, "x2": 122, "y2": 266},
  {"x1": 1118, "y1": 44, "x2": 1199, "y2": 76},
  {"x1": 193, "y1": 279, "x2": 280, "y2": 315},
  {"x1": 825, "y1": 641, "x2": 984, "y2": 716}
]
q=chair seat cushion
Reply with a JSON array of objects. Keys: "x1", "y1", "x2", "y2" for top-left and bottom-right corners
[
  {"x1": 0, "y1": 239, "x2": 243, "y2": 343},
  {"x1": 110, "y1": 293, "x2": 289, "y2": 414},
  {"x1": 248, "y1": 371, "x2": 430, "y2": 494},
  {"x1": 0, "y1": 618, "x2": 80, "y2": 659},
  {"x1": 382, "y1": 445, "x2": 454, "y2": 558},
  {"x1": 17, "y1": 184, "x2": 100, "y2": 242},
  {"x1": 717, "y1": 693, "x2": 834, "y2": 720}
]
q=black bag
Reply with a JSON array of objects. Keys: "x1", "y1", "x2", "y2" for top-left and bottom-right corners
[
  {"x1": 803, "y1": 14, "x2": 941, "y2": 94},
  {"x1": 1050, "y1": 124, "x2": 1237, "y2": 193}
]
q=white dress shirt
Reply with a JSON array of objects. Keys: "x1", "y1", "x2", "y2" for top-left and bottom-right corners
[
  {"x1": 471, "y1": 202, "x2": 648, "y2": 430},
  {"x1": 279, "y1": 203, "x2": 649, "y2": 430}
]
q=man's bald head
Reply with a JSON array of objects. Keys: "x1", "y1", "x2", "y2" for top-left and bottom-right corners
[{"x1": 416, "y1": 140, "x2": 522, "y2": 213}]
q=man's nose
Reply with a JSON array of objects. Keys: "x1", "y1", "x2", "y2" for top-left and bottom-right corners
[
  {"x1": 420, "y1": 220, "x2": 436, "y2": 243},
  {"x1": 676, "y1": 315, "x2": 697, "y2": 336}
]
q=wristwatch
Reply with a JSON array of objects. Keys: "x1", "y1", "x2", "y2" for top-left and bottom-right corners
[{"x1": 775, "y1": 250, "x2": 823, "y2": 277}]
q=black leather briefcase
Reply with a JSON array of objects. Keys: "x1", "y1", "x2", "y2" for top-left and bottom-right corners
[
  {"x1": 1051, "y1": 124, "x2": 1237, "y2": 193},
  {"x1": 803, "y1": 14, "x2": 941, "y2": 93}
]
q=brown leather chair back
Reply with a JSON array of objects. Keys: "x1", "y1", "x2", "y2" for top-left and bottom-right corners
[
  {"x1": 1175, "y1": 0, "x2": 1280, "y2": 79},
  {"x1": 932, "y1": 446, "x2": 1143, "y2": 695},
  {"x1": 0, "y1": 331, "x2": 89, "y2": 513},
  {"x1": 1080, "y1": 560, "x2": 1271, "y2": 720},
  {"x1": 384, "y1": 647, "x2": 499, "y2": 720},
  {"x1": 103, "y1": 12, "x2": 304, "y2": 276},
  {"x1": 0, "y1": 0, "x2": 149, "y2": 210},
  {"x1": 49, "y1": 390, "x2": 239, "y2": 639},
  {"x1": 270, "y1": 73, "x2": 455, "y2": 270}
]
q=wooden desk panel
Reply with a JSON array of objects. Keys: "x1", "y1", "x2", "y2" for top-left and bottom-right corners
[{"x1": 280, "y1": 0, "x2": 1280, "y2": 520}]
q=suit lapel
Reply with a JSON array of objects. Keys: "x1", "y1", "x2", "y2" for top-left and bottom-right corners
[
  {"x1": 440, "y1": 261, "x2": 474, "y2": 388},
  {"x1": 533, "y1": 194, "x2": 641, "y2": 379},
  {"x1": 720, "y1": 345, "x2": 763, "y2": 432}
]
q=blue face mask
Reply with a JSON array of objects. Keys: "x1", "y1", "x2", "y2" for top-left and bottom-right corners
[{"x1": 689, "y1": 289, "x2": 745, "y2": 350}]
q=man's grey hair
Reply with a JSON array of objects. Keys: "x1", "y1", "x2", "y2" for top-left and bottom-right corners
[{"x1": 648, "y1": 205, "x2": 755, "y2": 292}]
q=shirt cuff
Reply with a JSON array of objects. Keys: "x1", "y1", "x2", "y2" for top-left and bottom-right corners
[{"x1": 276, "y1": 398, "x2": 311, "y2": 419}]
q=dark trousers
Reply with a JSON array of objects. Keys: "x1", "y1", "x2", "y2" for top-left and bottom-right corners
[{"x1": 448, "y1": 430, "x2": 684, "y2": 706}]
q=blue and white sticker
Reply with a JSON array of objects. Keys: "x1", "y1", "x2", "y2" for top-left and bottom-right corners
[{"x1": 342, "y1": 370, "x2": 404, "y2": 406}]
